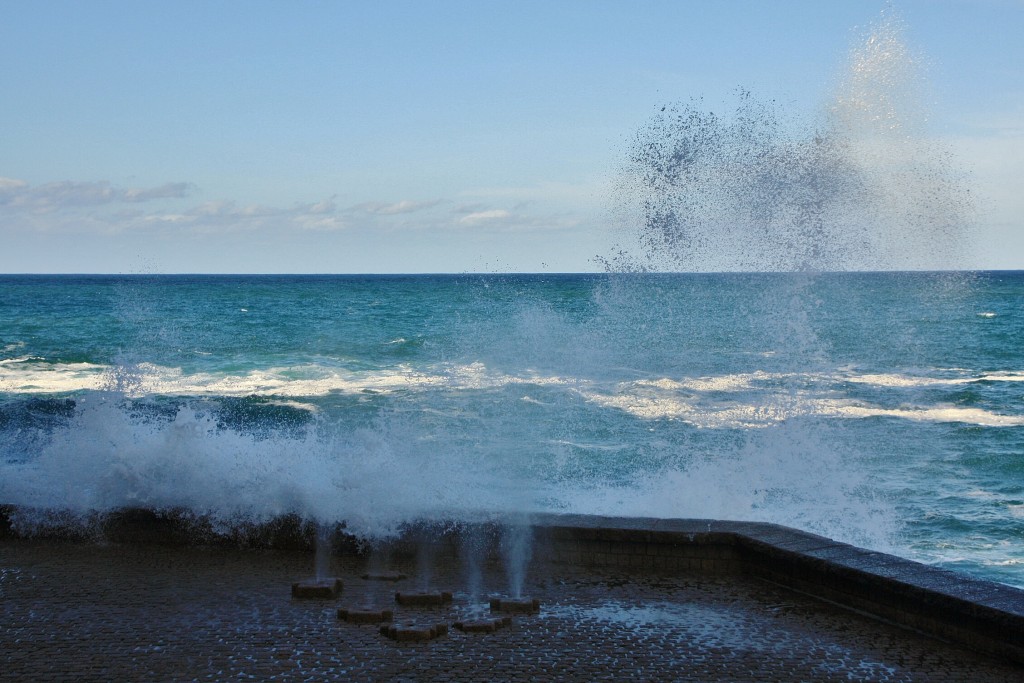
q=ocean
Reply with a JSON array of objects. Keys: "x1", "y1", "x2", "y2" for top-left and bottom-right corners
[{"x1": 1, "y1": 272, "x2": 1021, "y2": 588}]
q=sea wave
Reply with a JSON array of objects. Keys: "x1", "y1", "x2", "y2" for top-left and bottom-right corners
[
  {"x1": 0, "y1": 362, "x2": 107, "y2": 392},
  {"x1": 817, "y1": 402, "x2": 1024, "y2": 427},
  {"x1": 843, "y1": 371, "x2": 1024, "y2": 388},
  {"x1": 4, "y1": 361, "x2": 1022, "y2": 430}
]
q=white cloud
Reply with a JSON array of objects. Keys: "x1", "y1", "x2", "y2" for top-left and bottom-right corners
[
  {"x1": 122, "y1": 182, "x2": 193, "y2": 202},
  {"x1": 0, "y1": 178, "x2": 193, "y2": 212},
  {"x1": 0, "y1": 174, "x2": 594, "y2": 248},
  {"x1": 141, "y1": 213, "x2": 192, "y2": 225},
  {"x1": 20, "y1": 180, "x2": 116, "y2": 210},
  {"x1": 459, "y1": 180, "x2": 603, "y2": 204},
  {"x1": 301, "y1": 198, "x2": 337, "y2": 215},
  {"x1": 0, "y1": 173, "x2": 609, "y2": 272},
  {"x1": 459, "y1": 209, "x2": 511, "y2": 225},
  {"x1": 355, "y1": 199, "x2": 441, "y2": 215},
  {"x1": 0, "y1": 177, "x2": 28, "y2": 191},
  {"x1": 295, "y1": 215, "x2": 345, "y2": 231},
  {"x1": 192, "y1": 200, "x2": 237, "y2": 217},
  {"x1": 138, "y1": 199, "x2": 343, "y2": 233}
]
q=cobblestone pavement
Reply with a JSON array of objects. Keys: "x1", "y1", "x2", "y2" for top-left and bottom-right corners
[{"x1": 1, "y1": 539, "x2": 1020, "y2": 681}]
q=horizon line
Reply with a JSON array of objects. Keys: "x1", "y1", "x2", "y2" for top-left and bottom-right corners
[{"x1": 2, "y1": 269, "x2": 1023, "y2": 277}]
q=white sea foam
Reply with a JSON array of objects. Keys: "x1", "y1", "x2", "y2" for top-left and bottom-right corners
[
  {"x1": 577, "y1": 390, "x2": 802, "y2": 428},
  {"x1": 579, "y1": 383, "x2": 1024, "y2": 428},
  {"x1": 0, "y1": 361, "x2": 452, "y2": 397},
  {"x1": 842, "y1": 373, "x2": 972, "y2": 387},
  {"x1": 0, "y1": 358, "x2": 580, "y2": 399},
  {"x1": 979, "y1": 371, "x2": 1024, "y2": 382},
  {"x1": 0, "y1": 356, "x2": 43, "y2": 366},
  {"x1": 634, "y1": 371, "x2": 782, "y2": 393},
  {"x1": 0, "y1": 362, "x2": 107, "y2": 392},
  {"x1": 843, "y1": 370, "x2": 1024, "y2": 387},
  {"x1": 6, "y1": 358, "x2": 1020, "y2": 433},
  {"x1": 821, "y1": 402, "x2": 1024, "y2": 427}
]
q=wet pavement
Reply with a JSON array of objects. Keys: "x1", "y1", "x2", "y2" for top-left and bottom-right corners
[{"x1": 1, "y1": 539, "x2": 1020, "y2": 681}]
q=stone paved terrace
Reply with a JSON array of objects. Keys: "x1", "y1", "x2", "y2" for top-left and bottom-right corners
[{"x1": 2, "y1": 538, "x2": 1021, "y2": 682}]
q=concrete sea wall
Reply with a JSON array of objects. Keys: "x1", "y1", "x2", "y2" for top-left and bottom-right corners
[
  {"x1": 2, "y1": 506, "x2": 1022, "y2": 664},
  {"x1": 531, "y1": 514, "x2": 1024, "y2": 665}
]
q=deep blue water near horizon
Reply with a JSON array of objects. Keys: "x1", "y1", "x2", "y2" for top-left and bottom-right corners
[{"x1": 1, "y1": 272, "x2": 1022, "y2": 588}]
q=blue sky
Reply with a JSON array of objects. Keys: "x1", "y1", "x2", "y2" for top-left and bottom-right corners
[{"x1": 1, "y1": 0, "x2": 1021, "y2": 273}]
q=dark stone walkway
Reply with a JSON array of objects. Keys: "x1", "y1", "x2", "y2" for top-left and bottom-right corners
[{"x1": 1, "y1": 539, "x2": 1020, "y2": 681}]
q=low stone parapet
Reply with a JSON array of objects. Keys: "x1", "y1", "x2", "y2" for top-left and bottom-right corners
[{"x1": 2, "y1": 505, "x2": 1022, "y2": 663}]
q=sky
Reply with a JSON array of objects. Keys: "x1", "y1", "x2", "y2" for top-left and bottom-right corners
[{"x1": 1, "y1": 0, "x2": 1021, "y2": 273}]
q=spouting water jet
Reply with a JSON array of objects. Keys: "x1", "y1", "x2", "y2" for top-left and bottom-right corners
[
  {"x1": 314, "y1": 522, "x2": 332, "y2": 583},
  {"x1": 500, "y1": 515, "x2": 534, "y2": 600}
]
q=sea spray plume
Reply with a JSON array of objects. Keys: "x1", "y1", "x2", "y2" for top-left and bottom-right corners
[
  {"x1": 610, "y1": 12, "x2": 973, "y2": 273},
  {"x1": 828, "y1": 13, "x2": 974, "y2": 270},
  {"x1": 101, "y1": 276, "x2": 191, "y2": 399},
  {"x1": 612, "y1": 91, "x2": 871, "y2": 273},
  {"x1": 586, "y1": 9, "x2": 984, "y2": 553}
]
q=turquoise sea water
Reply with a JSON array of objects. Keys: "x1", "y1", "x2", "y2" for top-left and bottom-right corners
[{"x1": 1, "y1": 272, "x2": 1022, "y2": 587}]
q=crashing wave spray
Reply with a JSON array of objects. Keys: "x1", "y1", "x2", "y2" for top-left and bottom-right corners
[
  {"x1": 596, "y1": 11, "x2": 976, "y2": 551},
  {"x1": 610, "y1": 12, "x2": 973, "y2": 274}
]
